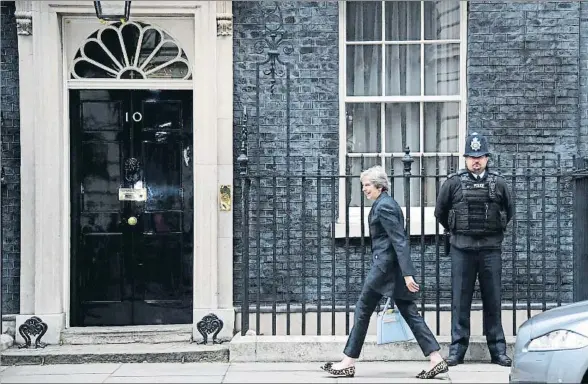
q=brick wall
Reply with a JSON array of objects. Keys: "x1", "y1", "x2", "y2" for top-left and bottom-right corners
[
  {"x1": 581, "y1": 2, "x2": 588, "y2": 154},
  {"x1": 467, "y1": 1, "x2": 582, "y2": 304},
  {"x1": 233, "y1": 1, "x2": 582, "y2": 313},
  {"x1": 0, "y1": 1, "x2": 20, "y2": 315},
  {"x1": 232, "y1": 1, "x2": 347, "y2": 307}
]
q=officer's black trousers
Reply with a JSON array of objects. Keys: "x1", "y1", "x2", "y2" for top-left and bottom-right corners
[
  {"x1": 343, "y1": 283, "x2": 440, "y2": 359},
  {"x1": 450, "y1": 245, "x2": 507, "y2": 358}
]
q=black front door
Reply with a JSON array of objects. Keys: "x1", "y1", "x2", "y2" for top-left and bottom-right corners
[{"x1": 70, "y1": 89, "x2": 193, "y2": 326}]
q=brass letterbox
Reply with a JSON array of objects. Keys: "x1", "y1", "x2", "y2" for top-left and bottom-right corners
[{"x1": 118, "y1": 187, "x2": 147, "y2": 202}]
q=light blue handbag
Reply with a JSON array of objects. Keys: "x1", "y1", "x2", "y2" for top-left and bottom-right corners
[{"x1": 376, "y1": 298, "x2": 415, "y2": 344}]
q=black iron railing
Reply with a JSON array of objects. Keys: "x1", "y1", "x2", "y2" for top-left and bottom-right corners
[
  {"x1": 235, "y1": 145, "x2": 586, "y2": 337},
  {"x1": 229, "y1": 0, "x2": 588, "y2": 338}
]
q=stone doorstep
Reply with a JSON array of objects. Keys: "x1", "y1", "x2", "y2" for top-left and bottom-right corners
[
  {"x1": 60, "y1": 324, "x2": 194, "y2": 345},
  {"x1": 0, "y1": 343, "x2": 229, "y2": 366},
  {"x1": 228, "y1": 334, "x2": 518, "y2": 363}
]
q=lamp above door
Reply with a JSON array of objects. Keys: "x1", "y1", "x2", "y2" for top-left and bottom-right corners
[{"x1": 93, "y1": 1, "x2": 132, "y2": 23}]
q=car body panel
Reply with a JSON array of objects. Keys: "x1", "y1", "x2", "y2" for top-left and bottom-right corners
[
  {"x1": 510, "y1": 347, "x2": 588, "y2": 383},
  {"x1": 527, "y1": 301, "x2": 588, "y2": 339},
  {"x1": 510, "y1": 300, "x2": 588, "y2": 384}
]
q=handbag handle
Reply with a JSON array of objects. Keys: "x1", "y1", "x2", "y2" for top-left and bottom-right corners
[{"x1": 382, "y1": 297, "x2": 393, "y2": 313}]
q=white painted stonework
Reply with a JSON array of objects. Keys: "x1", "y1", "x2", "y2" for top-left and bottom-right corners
[{"x1": 14, "y1": 0, "x2": 235, "y2": 345}]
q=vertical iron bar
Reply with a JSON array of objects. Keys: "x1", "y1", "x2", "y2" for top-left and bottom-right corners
[
  {"x1": 390, "y1": 158, "x2": 395, "y2": 198},
  {"x1": 256, "y1": 175, "x2": 261, "y2": 335},
  {"x1": 360, "y1": 155, "x2": 366, "y2": 284},
  {"x1": 286, "y1": 66, "x2": 291, "y2": 173},
  {"x1": 541, "y1": 155, "x2": 546, "y2": 312},
  {"x1": 256, "y1": 64, "x2": 261, "y2": 171},
  {"x1": 237, "y1": 107, "x2": 249, "y2": 336},
  {"x1": 0, "y1": 172, "x2": 2, "y2": 334},
  {"x1": 449, "y1": 154, "x2": 456, "y2": 329},
  {"x1": 285, "y1": 175, "x2": 291, "y2": 335},
  {"x1": 272, "y1": 157, "x2": 277, "y2": 335},
  {"x1": 253, "y1": 61, "x2": 261, "y2": 331},
  {"x1": 285, "y1": 66, "x2": 292, "y2": 336},
  {"x1": 435, "y1": 154, "x2": 440, "y2": 335},
  {"x1": 420, "y1": 156, "x2": 426, "y2": 316},
  {"x1": 526, "y1": 155, "x2": 531, "y2": 319},
  {"x1": 572, "y1": 155, "x2": 577, "y2": 303},
  {"x1": 345, "y1": 155, "x2": 351, "y2": 335},
  {"x1": 402, "y1": 148, "x2": 414, "y2": 308},
  {"x1": 317, "y1": 156, "x2": 322, "y2": 335},
  {"x1": 241, "y1": 176, "x2": 250, "y2": 336},
  {"x1": 511, "y1": 155, "x2": 518, "y2": 335},
  {"x1": 238, "y1": 109, "x2": 250, "y2": 336},
  {"x1": 301, "y1": 158, "x2": 307, "y2": 335},
  {"x1": 495, "y1": 146, "x2": 502, "y2": 325},
  {"x1": 331, "y1": 159, "x2": 337, "y2": 335},
  {"x1": 556, "y1": 154, "x2": 561, "y2": 307},
  {"x1": 255, "y1": 175, "x2": 261, "y2": 335}
]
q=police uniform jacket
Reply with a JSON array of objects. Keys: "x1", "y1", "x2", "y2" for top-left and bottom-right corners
[
  {"x1": 365, "y1": 192, "x2": 418, "y2": 301},
  {"x1": 434, "y1": 168, "x2": 514, "y2": 250}
]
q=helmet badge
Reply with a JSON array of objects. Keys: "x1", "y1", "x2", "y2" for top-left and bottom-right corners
[{"x1": 470, "y1": 137, "x2": 481, "y2": 151}]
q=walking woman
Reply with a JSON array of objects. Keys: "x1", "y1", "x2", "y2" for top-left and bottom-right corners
[{"x1": 320, "y1": 165, "x2": 448, "y2": 379}]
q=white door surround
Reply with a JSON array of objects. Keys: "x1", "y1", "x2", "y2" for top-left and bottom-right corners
[{"x1": 14, "y1": 0, "x2": 235, "y2": 344}]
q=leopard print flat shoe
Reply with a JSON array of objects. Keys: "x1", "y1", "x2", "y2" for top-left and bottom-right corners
[
  {"x1": 416, "y1": 360, "x2": 449, "y2": 379},
  {"x1": 320, "y1": 362, "x2": 355, "y2": 377}
]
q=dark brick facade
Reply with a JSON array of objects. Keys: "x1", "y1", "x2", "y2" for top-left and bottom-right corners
[
  {"x1": 581, "y1": 2, "x2": 588, "y2": 153},
  {"x1": 0, "y1": 1, "x2": 20, "y2": 315},
  {"x1": 232, "y1": 1, "x2": 350, "y2": 309},
  {"x1": 467, "y1": 1, "x2": 584, "y2": 305},
  {"x1": 0, "y1": 0, "x2": 587, "y2": 317},
  {"x1": 232, "y1": 1, "x2": 587, "y2": 311}
]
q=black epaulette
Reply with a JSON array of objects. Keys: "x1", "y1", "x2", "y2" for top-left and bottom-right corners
[
  {"x1": 447, "y1": 169, "x2": 467, "y2": 179},
  {"x1": 488, "y1": 169, "x2": 501, "y2": 177}
]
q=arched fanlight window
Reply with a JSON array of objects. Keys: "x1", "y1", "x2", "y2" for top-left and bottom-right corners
[{"x1": 70, "y1": 21, "x2": 192, "y2": 80}]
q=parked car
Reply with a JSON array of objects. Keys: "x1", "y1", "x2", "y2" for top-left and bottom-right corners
[{"x1": 510, "y1": 300, "x2": 588, "y2": 383}]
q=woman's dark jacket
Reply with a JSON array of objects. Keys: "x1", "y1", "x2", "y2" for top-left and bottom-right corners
[{"x1": 364, "y1": 192, "x2": 418, "y2": 301}]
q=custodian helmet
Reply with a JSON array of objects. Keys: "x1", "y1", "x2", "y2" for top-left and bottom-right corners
[{"x1": 463, "y1": 132, "x2": 490, "y2": 158}]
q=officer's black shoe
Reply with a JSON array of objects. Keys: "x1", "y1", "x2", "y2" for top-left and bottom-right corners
[
  {"x1": 445, "y1": 354, "x2": 464, "y2": 366},
  {"x1": 490, "y1": 354, "x2": 512, "y2": 367}
]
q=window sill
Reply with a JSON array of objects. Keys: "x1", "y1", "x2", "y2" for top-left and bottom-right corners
[{"x1": 334, "y1": 207, "x2": 445, "y2": 238}]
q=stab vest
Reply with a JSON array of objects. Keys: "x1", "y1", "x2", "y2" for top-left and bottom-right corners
[{"x1": 449, "y1": 170, "x2": 505, "y2": 236}]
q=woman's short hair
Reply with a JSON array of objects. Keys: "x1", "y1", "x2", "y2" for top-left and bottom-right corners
[{"x1": 360, "y1": 165, "x2": 390, "y2": 191}]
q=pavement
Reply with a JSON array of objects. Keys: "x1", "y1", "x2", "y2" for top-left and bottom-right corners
[{"x1": 0, "y1": 361, "x2": 510, "y2": 383}]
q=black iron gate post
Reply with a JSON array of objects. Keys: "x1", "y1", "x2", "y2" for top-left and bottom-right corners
[
  {"x1": 573, "y1": 158, "x2": 588, "y2": 302},
  {"x1": 401, "y1": 148, "x2": 414, "y2": 301},
  {"x1": 0, "y1": 165, "x2": 3, "y2": 336},
  {"x1": 237, "y1": 109, "x2": 250, "y2": 336}
]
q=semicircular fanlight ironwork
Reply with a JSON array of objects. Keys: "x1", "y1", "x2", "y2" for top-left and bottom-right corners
[{"x1": 71, "y1": 21, "x2": 192, "y2": 80}]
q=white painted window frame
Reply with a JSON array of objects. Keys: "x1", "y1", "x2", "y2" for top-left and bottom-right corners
[{"x1": 336, "y1": 1, "x2": 468, "y2": 238}]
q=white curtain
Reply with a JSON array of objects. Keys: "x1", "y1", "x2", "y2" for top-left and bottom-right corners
[
  {"x1": 346, "y1": 1, "x2": 460, "y2": 207},
  {"x1": 422, "y1": 1, "x2": 461, "y2": 206}
]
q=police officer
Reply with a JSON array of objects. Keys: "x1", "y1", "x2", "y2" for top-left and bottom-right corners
[{"x1": 434, "y1": 133, "x2": 514, "y2": 367}]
